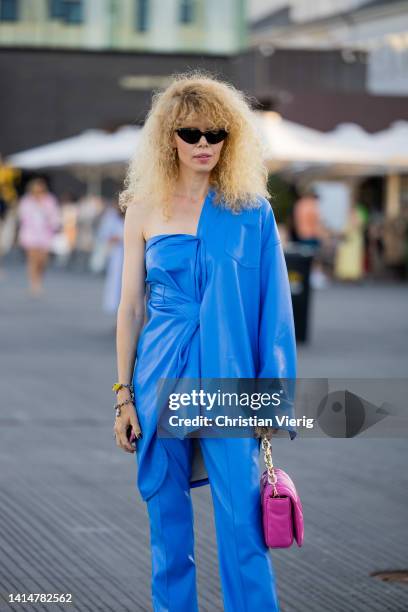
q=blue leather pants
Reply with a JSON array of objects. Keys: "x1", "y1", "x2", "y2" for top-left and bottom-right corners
[{"x1": 145, "y1": 436, "x2": 280, "y2": 612}]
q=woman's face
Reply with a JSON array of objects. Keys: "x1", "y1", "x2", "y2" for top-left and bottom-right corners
[
  {"x1": 30, "y1": 180, "x2": 47, "y2": 197},
  {"x1": 172, "y1": 115, "x2": 225, "y2": 175}
]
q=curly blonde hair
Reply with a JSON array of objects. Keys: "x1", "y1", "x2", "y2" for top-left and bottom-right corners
[{"x1": 119, "y1": 68, "x2": 269, "y2": 217}]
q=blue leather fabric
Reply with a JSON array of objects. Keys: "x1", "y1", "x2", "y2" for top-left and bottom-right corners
[{"x1": 132, "y1": 187, "x2": 297, "y2": 503}]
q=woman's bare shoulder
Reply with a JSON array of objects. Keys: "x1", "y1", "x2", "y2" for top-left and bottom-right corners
[{"x1": 124, "y1": 199, "x2": 153, "y2": 241}]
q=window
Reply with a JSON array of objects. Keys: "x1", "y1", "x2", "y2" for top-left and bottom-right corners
[
  {"x1": 48, "y1": 0, "x2": 83, "y2": 24},
  {"x1": 135, "y1": 0, "x2": 148, "y2": 32},
  {"x1": 179, "y1": 0, "x2": 194, "y2": 24},
  {"x1": 64, "y1": 0, "x2": 82, "y2": 23},
  {"x1": 0, "y1": 0, "x2": 18, "y2": 21},
  {"x1": 49, "y1": 0, "x2": 64, "y2": 18}
]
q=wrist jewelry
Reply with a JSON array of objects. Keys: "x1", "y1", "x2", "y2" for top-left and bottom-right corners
[
  {"x1": 112, "y1": 382, "x2": 134, "y2": 394},
  {"x1": 114, "y1": 397, "x2": 134, "y2": 418}
]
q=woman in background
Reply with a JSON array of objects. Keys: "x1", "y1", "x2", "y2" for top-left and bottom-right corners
[
  {"x1": 96, "y1": 200, "x2": 125, "y2": 316},
  {"x1": 293, "y1": 190, "x2": 329, "y2": 288},
  {"x1": 334, "y1": 203, "x2": 366, "y2": 282},
  {"x1": 17, "y1": 178, "x2": 61, "y2": 296}
]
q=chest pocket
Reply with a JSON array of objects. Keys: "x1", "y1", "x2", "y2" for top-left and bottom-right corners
[{"x1": 224, "y1": 218, "x2": 260, "y2": 268}]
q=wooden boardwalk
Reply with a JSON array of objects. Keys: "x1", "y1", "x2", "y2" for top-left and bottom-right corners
[{"x1": 0, "y1": 258, "x2": 407, "y2": 611}]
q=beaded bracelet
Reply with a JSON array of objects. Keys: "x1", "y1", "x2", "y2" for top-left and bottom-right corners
[
  {"x1": 112, "y1": 382, "x2": 134, "y2": 394},
  {"x1": 114, "y1": 398, "x2": 134, "y2": 418}
]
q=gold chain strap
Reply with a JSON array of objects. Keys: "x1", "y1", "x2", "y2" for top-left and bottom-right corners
[{"x1": 261, "y1": 436, "x2": 279, "y2": 497}]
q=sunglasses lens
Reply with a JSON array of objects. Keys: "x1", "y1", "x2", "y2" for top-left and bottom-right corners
[
  {"x1": 176, "y1": 128, "x2": 228, "y2": 145},
  {"x1": 176, "y1": 129, "x2": 202, "y2": 144},
  {"x1": 205, "y1": 130, "x2": 228, "y2": 144}
]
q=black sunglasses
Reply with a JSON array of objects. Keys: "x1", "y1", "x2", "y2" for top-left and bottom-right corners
[{"x1": 176, "y1": 128, "x2": 228, "y2": 145}]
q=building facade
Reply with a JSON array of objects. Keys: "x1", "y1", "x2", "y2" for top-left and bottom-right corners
[
  {"x1": 0, "y1": 0, "x2": 247, "y2": 54},
  {"x1": 249, "y1": 0, "x2": 408, "y2": 96}
]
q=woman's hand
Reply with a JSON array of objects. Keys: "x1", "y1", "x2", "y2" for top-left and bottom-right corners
[
  {"x1": 253, "y1": 425, "x2": 279, "y2": 440},
  {"x1": 114, "y1": 396, "x2": 142, "y2": 454}
]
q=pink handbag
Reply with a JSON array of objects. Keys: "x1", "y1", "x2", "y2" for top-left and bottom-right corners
[{"x1": 260, "y1": 436, "x2": 304, "y2": 548}]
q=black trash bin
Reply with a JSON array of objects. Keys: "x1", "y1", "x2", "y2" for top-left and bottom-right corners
[{"x1": 284, "y1": 243, "x2": 315, "y2": 344}]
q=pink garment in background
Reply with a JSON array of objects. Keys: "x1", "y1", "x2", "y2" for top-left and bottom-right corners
[{"x1": 18, "y1": 194, "x2": 61, "y2": 250}]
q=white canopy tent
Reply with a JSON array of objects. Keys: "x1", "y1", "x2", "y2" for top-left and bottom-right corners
[
  {"x1": 323, "y1": 121, "x2": 408, "y2": 168},
  {"x1": 372, "y1": 121, "x2": 408, "y2": 166},
  {"x1": 71, "y1": 125, "x2": 143, "y2": 167},
  {"x1": 6, "y1": 126, "x2": 143, "y2": 194},
  {"x1": 253, "y1": 111, "x2": 390, "y2": 170},
  {"x1": 7, "y1": 129, "x2": 110, "y2": 169},
  {"x1": 312, "y1": 120, "x2": 408, "y2": 218}
]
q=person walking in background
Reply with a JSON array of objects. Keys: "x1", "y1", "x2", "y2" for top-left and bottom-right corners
[
  {"x1": 17, "y1": 178, "x2": 61, "y2": 297},
  {"x1": 0, "y1": 153, "x2": 20, "y2": 278},
  {"x1": 293, "y1": 190, "x2": 329, "y2": 288},
  {"x1": 74, "y1": 194, "x2": 104, "y2": 270},
  {"x1": 293, "y1": 190, "x2": 323, "y2": 249},
  {"x1": 382, "y1": 209, "x2": 408, "y2": 281},
  {"x1": 59, "y1": 192, "x2": 79, "y2": 267},
  {"x1": 95, "y1": 200, "x2": 125, "y2": 316},
  {"x1": 334, "y1": 202, "x2": 366, "y2": 283}
]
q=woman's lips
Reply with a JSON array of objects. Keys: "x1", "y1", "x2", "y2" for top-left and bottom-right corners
[{"x1": 194, "y1": 155, "x2": 212, "y2": 161}]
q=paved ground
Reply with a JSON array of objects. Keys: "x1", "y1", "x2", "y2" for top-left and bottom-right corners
[{"x1": 0, "y1": 254, "x2": 407, "y2": 612}]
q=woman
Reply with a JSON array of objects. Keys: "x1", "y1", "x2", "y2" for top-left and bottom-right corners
[
  {"x1": 334, "y1": 203, "x2": 366, "y2": 282},
  {"x1": 114, "y1": 70, "x2": 297, "y2": 612},
  {"x1": 96, "y1": 200, "x2": 125, "y2": 315},
  {"x1": 17, "y1": 178, "x2": 61, "y2": 296}
]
